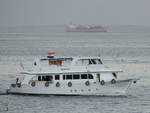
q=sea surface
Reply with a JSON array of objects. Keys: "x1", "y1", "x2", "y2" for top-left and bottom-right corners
[{"x1": 0, "y1": 25, "x2": 150, "y2": 113}]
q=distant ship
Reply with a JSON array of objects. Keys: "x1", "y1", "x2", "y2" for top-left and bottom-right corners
[{"x1": 66, "y1": 24, "x2": 107, "y2": 32}]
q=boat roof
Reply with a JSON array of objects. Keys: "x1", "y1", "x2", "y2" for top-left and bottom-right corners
[
  {"x1": 21, "y1": 65, "x2": 122, "y2": 75},
  {"x1": 40, "y1": 56, "x2": 102, "y2": 61},
  {"x1": 21, "y1": 56, "x2": 122, "y2": 75},
  {"x1": 40, "y1": 57, "x2": 73, "y2": 61}
]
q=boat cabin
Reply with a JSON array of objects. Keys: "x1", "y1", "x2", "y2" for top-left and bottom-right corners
[{"x1": 40, "y1": 56, "x2": 103, "y2": 66}]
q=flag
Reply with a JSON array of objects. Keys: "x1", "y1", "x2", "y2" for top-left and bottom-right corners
[
  {"x1": 20, "y1": 62, "x2": 24, "y2": 70},
  {"x1": 48, "y1": 52, "x2": 55, "y2": 55}
]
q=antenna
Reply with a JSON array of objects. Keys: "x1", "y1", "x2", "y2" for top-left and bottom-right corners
[
  {"x1": 98, "y1": 52, "x2": 101, "y2": 57},
  {"x1": 20, "y1": 62, "x2": 24, "y2": 70}
]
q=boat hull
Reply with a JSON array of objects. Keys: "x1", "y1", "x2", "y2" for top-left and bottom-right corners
[
  {"x1": 7, "y1": 79, "x2": 134, "y2": 96},
  {"x1": 66, "y1": 29, "x2": 107, "y2": 32}
]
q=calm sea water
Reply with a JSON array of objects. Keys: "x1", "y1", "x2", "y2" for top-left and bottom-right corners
[{"x1": 0, "y1": 26, "x2": 150, "y2": 113}]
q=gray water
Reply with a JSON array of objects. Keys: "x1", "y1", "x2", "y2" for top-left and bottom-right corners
[{"x1": 0, "y1": 25, "x2": 150, "y2": 113}]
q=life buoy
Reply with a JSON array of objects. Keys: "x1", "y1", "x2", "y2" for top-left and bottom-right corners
[
  {"x1": 85, "y1": 81, "x2": 90, "y2": 86},
  {"x1": 56, "y1": 82, "x2": 60, "y2": 87},
  {"x1": 31, "y1": 81, "x2": 36, "y2": 87},
  {"x1": 68, "y1": 82, "x2": 72, "y2": 87},
  {"x1": 111, "y1": 79, "x2": 116, "y2": 84},
  {"x1": 45, "y1": 82, "x2": 49, "y2": 87},
  {"x1": 100, "y1": 80, "x2": 105, "y2": 85}
]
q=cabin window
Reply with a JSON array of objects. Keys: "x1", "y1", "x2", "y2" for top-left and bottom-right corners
[
  {"x1": 88, "y1": 59, "x2": 103, "y2": 64},
  {"x1": 63, "y1": 75, "x2": 65, "y2": 80},
  {"x1": 112, "y1": 73, "x2": 117, "y2": 79},
  {"x1": 54, "y1": 61, "x2": 57, "y2": 64},
  {"x1": 57, "y1": 60, "x2": 62, "y2": 65},
  {"x1": 42, "y1": 76, "x2": 46, "y2": 81},
  {"x1": 49, "y1": 60, "x2": 62, "y2": 65},
  {"x1": 94, "y1": 59, "x2": 101, "y2": 64},
  {"x1": 81, "y1": 74, "x2": 87, "y2": 79},
  {"x1": 98, "y1": 59, "x2": 103, "y2": 64},
  {"x1": 89, "y1": 60, "x2": 92, "y2": 64},
  {"x1": 38, "y1": 76, "x2": 41, "y2": 81},
  {"x1": 45, "y1": 76, "x2": 50, "y2": 81},
  {"x1": 40, "y1": 76, "x2": 53, "y2": 81},
  {"x1": 91, "y1": 59, "x2": 96, "y2": 64},
  {"x1": 76, "y1": 59, "x2": 103, "y2": 65},
  {"x1": 66, "y1": 75, "x2": 72, "y2": 80},
  {"x1": 88, "y1": 74, "x2": 93, "y2": 79},
  {"x1": 73, "y1": 74, "x2": 80, "y2": 79},
  {"x1": 55, "y1": 75, "x2": 60, "y2": 80}
]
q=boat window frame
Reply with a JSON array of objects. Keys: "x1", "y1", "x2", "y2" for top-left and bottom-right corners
[
  {"x1": 38, "y1": 76, "x2": 41, "y2": 81},
  {"x1": 81, "y1": 74, "x2": 88, "y2": 79},
  {"x1": 38, "y1": 75, "x2": 53, "y2": 81},
  {"x1": 61, "y1": 73, "x2": 94, "y2": 80},
  {"x1": 42, "y1": 76, "x2": 46, "y2": 81},
  {"x1": 45, "y1": 76, "x2": 51, "y2": 81},
  {"x1": 98, "y1": 59, "x2": 103, "y2": 64},
  {"x1": 63, "y1": 75, "x2": 66, "y2": 80},
  {"x1": 88, "y1": 74, "x2": 94, "y2": 79},
  {"x1": 89, "y1": 59, "x2": 103, "y2": 64},
  {"x1": 66, "y1": 74, "x2": 73, "y2": 80},
  {"x1": 91, "y1": 59, "x2": 96, "y2": 64},
  {"x1": 55, "y1": 75, "x2": 60, "y2": 80},
  {"x1": 73, "y1": 74, "x2": 80, "y2": 80},
  {"x1": 89, "y1": 59, "x2": 93, "y2": 65}
]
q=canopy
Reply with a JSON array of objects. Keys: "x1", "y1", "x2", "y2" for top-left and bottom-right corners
[{"x1": 40, "y1": 57, "x2": 73, "y2": 61}]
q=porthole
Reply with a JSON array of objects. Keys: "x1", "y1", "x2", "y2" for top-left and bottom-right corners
[
  {"x1": 31, "y1": 81, "x2": 36, "y2": 87},
  {"x1": 68, "y1": 82, "x2": 72, "y2": 87},
  {"x1": 88, "y1": 89, "x2": 91, "y2": 91},
  {"x1": 85, "y1": 81, "x2": 90, "y2": 86},
  {"x1": 100, "y1": 80, "x2": 105, "y2": 85},
  {"x1": 111, "y1": 79, "x2": 116, "y2": 84},
  {"x1": 56, "y1": 82, "x2": 60, "y2": 87},
  {"x1": 45, "y1": 82, "x2": 49, "y2": 87}
]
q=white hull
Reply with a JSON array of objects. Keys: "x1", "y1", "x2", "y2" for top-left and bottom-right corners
[
  {"x1": 7, "y1": 56, "x2": 138, "y2": 96},
  {"x1": 67, "y1": 29, "x2": 107, "y2": 32},
  {"x1": 7, "y1": 79, "x2": 133, "y2": 96},
  {"x1": 66, "y1": 24, "x2": 107, "y2": 32}
]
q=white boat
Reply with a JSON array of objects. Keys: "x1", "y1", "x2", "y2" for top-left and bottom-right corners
[
  {"x1": 66, "y1": 24, "x2": 107, "y2": 32},
  {"x1": 7, "y1": 53, "x2": 138, "y2": 96}
]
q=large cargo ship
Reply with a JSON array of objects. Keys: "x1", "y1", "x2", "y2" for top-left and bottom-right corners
[{"x1": 66, "y1": 24, "x2": 107, "y2": 32}]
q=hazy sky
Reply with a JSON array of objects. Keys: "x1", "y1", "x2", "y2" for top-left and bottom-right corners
[{"x1": 0, "y1": 0, "x2": 150, "y2": 26}]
